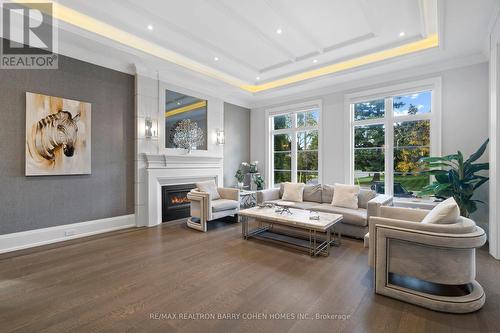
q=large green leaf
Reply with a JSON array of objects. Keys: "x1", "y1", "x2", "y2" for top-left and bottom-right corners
[
  {"x1": 449, "y1": 169, "x2": 460, "y2": 183},
  {"x1": 459, "y1": 183, "x2": 474, "y2": 196},
  {"x1": 466, "y1": 139, "x2": 489, "y2": 164},
  {"x1": 421, "y1": 169, "x2": 448, "y2": 176},
  {"x1": 425, "y1": 162, "x2": 456, "y2": 169},
  {"x1": 457, "y1": 151, "x2": 464, "y2": 165},
  {"x1": 472, "y1": 176, "x2": 489, "y2": 190},
  {"x1": 466, "y1": 163, "x2": 489, "y2": 175},
  {"x1": 420, "y1": 182, "x2": 451, "y2": 195},
  {"x1": 435, "y1": 173, "x2": 450, "y2": 184},
  {"x1": 462, "y1": 200, "x2": 478, "y2": 216}
]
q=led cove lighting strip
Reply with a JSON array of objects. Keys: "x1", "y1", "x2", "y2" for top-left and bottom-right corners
[
  {"x1": 17, "y1": 1, "x2": 439, "y2": 93},
  {"x1": 240, "y1": 34, "x2": 439, "y2": 93},
  {"x1": 165, "y1": 100, "x2": 207, "y2": 118}
]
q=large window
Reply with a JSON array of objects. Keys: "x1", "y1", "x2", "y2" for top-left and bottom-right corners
[
  {"x1": 349, "y1": 83, "x2": 439, "y2": 199},
  {"x1": 269, "y1": 104, "x2": 321, "y2": 187}
]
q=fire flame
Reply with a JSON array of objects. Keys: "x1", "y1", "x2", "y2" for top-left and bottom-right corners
[{"x1": 171, "y1": 196, "x2": 190, "y2": 204}]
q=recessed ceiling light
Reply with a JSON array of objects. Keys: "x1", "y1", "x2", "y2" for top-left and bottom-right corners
[
  {"x1": 312, "y1": 59, "x2": 318, "y2": 63},
  {"x1": 276, "y1": 28, "x2": 282, "y2": 35},
  {"x1": 256, "y1": 76, "x2": 260, "y2": 81},
  {"x1": 399, "y1": 31, "x2": 405, "y2": 37},
  {"x1": 147, "y1": 24, "x2": 153, "y2": 31},
  {"x1": 214, "y1": 56, "x2": 219, "y2": 61}
]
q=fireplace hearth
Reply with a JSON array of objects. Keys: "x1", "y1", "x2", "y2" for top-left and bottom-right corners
[{"x1": 162, "y1": 184, "x2": 195, "y2": 222}]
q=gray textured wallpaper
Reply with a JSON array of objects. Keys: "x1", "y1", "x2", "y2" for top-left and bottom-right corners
[
  {"x1": 0, "y1": 54, "x2": 135, "y2": 234},
  {"x1": 223, "y1": 103, "x2": 250, "y2": 187}
]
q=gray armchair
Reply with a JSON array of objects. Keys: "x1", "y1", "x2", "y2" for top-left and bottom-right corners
[
  {"x1": 369, "y1": 206, "x2": 486, "y2": 313},
  {"x1": 187, "y1": 187, "x2": 240, "y2": 232}
]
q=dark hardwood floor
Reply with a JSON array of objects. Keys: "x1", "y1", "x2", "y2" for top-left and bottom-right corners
[{"x1": 1, "y1": 219, "x2": 499, "y2": 333}]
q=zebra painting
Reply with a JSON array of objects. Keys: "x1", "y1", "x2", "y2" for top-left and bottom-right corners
[
  {"x1": 31, "y1": 111, "x2": 80, "y2": 160},
  {"x1": 26, "y1": 92, "x2": 91, "y2": 176}
]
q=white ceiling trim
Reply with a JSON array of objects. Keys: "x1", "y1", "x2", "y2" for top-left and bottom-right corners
[
  {"x1": 262, "y1": 0, "x2": 323, "y2": 51},
  {"x1": 209, "y1": 0, "x2": 296, "y2": 62},
  {"x1": 322, "y1": 33, "x2": 376, "y2": 53},
  {"x1": 120, "y1": 0, "x2": 260, "y2": 73}
]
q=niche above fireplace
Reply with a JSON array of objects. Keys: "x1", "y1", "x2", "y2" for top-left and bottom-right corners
[{"x1": 162, "y1": 184, "x2": 195, "y2": 222}]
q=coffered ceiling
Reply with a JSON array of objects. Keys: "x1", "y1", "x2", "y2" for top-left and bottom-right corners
[{"x1": 5, "y1": 0, "x2": 500, "y2": 106}]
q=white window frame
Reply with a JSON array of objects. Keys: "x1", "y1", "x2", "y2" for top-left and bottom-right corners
[
  {"x1": 344, "y1": 78, "x2": 442, "y2": 198},
  {"x1": 265, "y1": 100, "x2": 323, "y2": 188}
]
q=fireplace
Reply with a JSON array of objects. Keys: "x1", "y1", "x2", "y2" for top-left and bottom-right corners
[{"x1": 162, "y1": 183, "x2": 195, "y2": 222}]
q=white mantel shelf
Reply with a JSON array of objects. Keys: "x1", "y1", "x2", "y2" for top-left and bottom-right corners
[{"x1": 144, "y1": 153, "x2": 223, "y2": 169}]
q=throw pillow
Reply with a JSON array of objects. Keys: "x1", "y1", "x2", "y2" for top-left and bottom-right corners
[
  {"x1": 358, "y1": 189, "x2": 377, "y2": 209},
  {"x1": 303, "y1": 184, "x2": 323, "y2": 203},
  {"x1": 421, "y1": 197, "x2": 460, "y2": 224},
  {"x1": 322, "y1": 184, "x2": 335, "y2": 203},
  {"x1": 332, "y1": 184, "x2": 360, "y2": 209},
  {"x1": 196, "y1": 180, "x2": 220, "y2": 200},
  {"x1": 281, "y1": 182, "x2": 306, "y2": 202}
]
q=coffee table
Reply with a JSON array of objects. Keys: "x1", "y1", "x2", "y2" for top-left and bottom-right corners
[{"x1": 239, "y1": 206, "x2": 343, "y2": 256}]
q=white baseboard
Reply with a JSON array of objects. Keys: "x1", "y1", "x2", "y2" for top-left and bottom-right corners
[{"x1": 0, "y1": 214, "x2": 136, "y2": 254}]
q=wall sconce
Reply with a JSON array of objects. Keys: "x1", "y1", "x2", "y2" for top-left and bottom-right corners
[
  {"x1": 216, "y1": 129, "x2": 225, "y2": 145},
  {"x1": 145, "y1": 117, "x2": 158, "y2": 139}
]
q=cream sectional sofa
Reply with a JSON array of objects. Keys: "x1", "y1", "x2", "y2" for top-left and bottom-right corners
[{"x1": 257, "y1": 184, "x2": 393, "y2": 239}]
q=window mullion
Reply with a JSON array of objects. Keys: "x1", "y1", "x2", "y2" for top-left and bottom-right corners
[
  {"x1": 385, "y1": 98, "x2": 394, "y2": 196},
  {"x1": 270, "y1": 133, "x2": 275, "y2": 187},
  {"x1": 292, "y1": 114, "x2": 298, "y2": 183}
]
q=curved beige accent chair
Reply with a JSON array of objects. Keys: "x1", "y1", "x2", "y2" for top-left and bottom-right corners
[
  {"x1": 186, "y1": 181, "x2": 239, "y2": 232},
  {"x1": 369, "y1": 206, "x2": 486, "y2": 313}
]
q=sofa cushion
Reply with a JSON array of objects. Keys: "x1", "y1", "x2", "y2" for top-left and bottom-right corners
[
  {"x1": 263, "y1": 199, "x2": 282, "y2": 205},
  {"x1": 358, "y1": 189, "x2": 377, "y2": 209},
  {"x1": 212, "y1": 199, "x2": 239, "y2": 212},
  {"x1": 196, "y1": 180, "x2": 220, "y2": 200},
  {"x1": 303, "y1": 184, "x2": 323, "y2": 203},
  {"x1": 332, "y1": 184, "x2": 360, "y2": 209},
  {"x1": 422, "y1": 197, "x2": 460, "y2": 224},
  {"x1": 281, "y1": 182, "x2": 305, "y2": 202},
  {"x1": 322, "y1": 184, "x2": 335, "y2": 203},
  {"x1": 312, "y1": 204, "x2": 368, "y2": 227},
  {"x1": 292, "y1": 201, "x2": 319, "y2": 210}
]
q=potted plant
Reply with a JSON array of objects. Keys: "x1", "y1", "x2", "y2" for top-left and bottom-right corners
[
  {"x1": 235, "y1": 169, "x2": 245, "y2": 189},
  {"x1": 249, "y1": 161, "x2": 259, "y2": 173},
  {"x1": 419, "y1": 139, "x2": 489, "y2": 217},
  {"x1": 254, "y1": 175, "x2": 265, "y2": 190}
]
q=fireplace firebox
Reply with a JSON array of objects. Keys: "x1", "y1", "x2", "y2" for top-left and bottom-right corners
[{"x1": 162, "y1": 184, "x2": 195, "y2": 222}]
